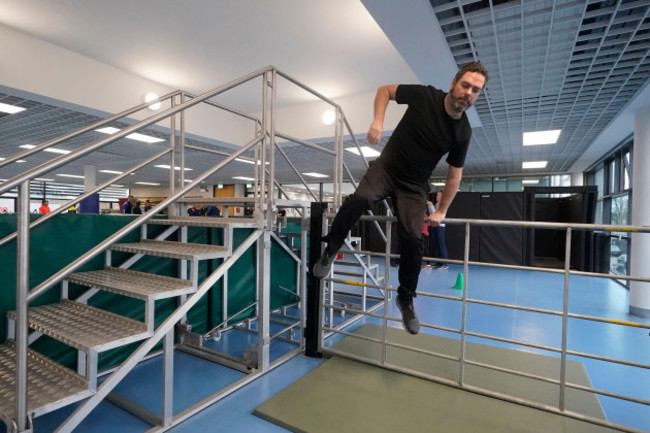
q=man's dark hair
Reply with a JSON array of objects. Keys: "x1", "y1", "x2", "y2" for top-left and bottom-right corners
[{"x1": 455, "y1": 61, "x2": 489, "y2": 85}]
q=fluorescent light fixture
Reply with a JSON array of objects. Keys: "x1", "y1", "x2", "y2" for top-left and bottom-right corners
[
  {"x1": 432, "y1": 182, "x2": 445, "y2": 187},
  {"x1": 345, "y1": 146, "x2": 380, "y2": 158},
  {"x1": 302, "y1": 172, "x2": 329, "y2": 178},
  {"x1": 134, "y1": 181, "x2": 161, "y2": 186},
  {"x1": 110, "y1": 184, "x2": 124, "y2": 188},
  {"x1": 0, "y1": 157, "x2": 4, "y2": 161},
  {"x1": 233, "y1": 176, "x2": 255, "y2": 181},
  {"x1": 95, "y1": 127, "x2": 164, "y2": 143},
  {"x1": 56, "y1": 174, "x2": 84, "y2": 179},
  {"x1": 17, "y1": 160, "x2": 26, "y2": 163},
  {"x1": 0, "y1": 102, "x2": 26, "y2": 114},
  {"x1": 35, "y1": 178, "x2": 54, "y2": 182},
  {"x1": 523, "y1": 130, "x2": 561, "y2": 146},
  {"x1": 322, "y1": 109, "x2": 336, "y2": 126},
  {"x1": 19, "y1": 144, "x2": 71, "y2": 155},
  {"x1": 522, "y1": 179, "x2": 539, "y2": 184},
  {"x1": 99, "y1": 169, "x2": 123, "y2": 174},
  {"x1": 522, "y1": 161, "x2": 547, "y2": 169},
  {"x1": 154, "y1": 164, "x2": 193, "y2": 171},
  {"x1": 144, "y1": 93, "x2": 161, "y2": 110},
  {"x1": 184, "y1": 179, "x2": 193, "y2": 183}
]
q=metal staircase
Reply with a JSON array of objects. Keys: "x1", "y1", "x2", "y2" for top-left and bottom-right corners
[{"x1": 0, "y1": 66, "x2": 379, "y2": 433}]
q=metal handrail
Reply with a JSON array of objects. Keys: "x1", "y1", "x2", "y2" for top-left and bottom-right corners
[
  {"x1": 0, "y1": 66, "x2": 272, "y2": 195},
  {"x1": 317, "y1": 213, "x2": 650, "y2": 433},
  {"x1": 7, "y1": 65, "x2": 367, "y2": 432}
]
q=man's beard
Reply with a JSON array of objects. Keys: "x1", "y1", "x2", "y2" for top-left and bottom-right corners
[{"x1": 448, "y1": 92, "x2": 471, "y2": 113}]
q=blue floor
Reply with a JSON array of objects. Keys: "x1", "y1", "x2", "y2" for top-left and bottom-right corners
[{"x1": 9, "y1": 261, "x2": 650, "y2": 432}]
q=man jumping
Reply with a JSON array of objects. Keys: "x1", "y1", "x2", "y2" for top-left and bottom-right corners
[{"x1": 313, "y1": 62, "x2": 488, "y2": 334}]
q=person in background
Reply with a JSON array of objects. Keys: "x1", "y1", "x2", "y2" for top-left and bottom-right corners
[
  {"x1": 122, "y1": 195, "x2": 135, "y2": 214},
  {"x1": 39, "y1": 199, "x2": 51, "y2": 214},
  {"x1": 205, "y1": 205, "x2": 220, "y2": 216},
  {"x1": 144, "y1": 200, "x2": 153, "y2": 212},
  {"x1": 132, "y1": 200, "x2": 142, "y2": 214}
]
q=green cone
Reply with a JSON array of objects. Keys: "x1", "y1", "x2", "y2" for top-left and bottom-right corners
[{"x1": 453, "y1": 272, "x2": 464, "y2": 290}]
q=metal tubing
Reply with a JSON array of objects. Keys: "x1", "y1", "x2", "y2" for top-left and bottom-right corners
[
  {"x1": 55, "y1": 230, "x2": 263, "y2": 433},
  {"x1": 0, "y1": 149, "x2": 171, "y2": 248},
  {"x1": 274, "y1": 132, "x2": 337, "y2": 155},
  {"x1": 27, "y1": 134, "x2": 263, "y2": 303},
  {"x1": 273, "y1": 144, "x2": 319, "y2": 201},
  {"x1": 559, "y1": 228, "x2": 572, "y2": 411},
  {"x1": 1, "y1": 68, "x2": 269, "y2": 195},
  {"x1": 459, "y1": 222, "x2": 470, "y2": 386},
  {"x1": 15, "y1": 182, "x2": 29, "y2": 432},
  {"x1": 162, "y1": 331, "x2": 174, "y2": 426}
]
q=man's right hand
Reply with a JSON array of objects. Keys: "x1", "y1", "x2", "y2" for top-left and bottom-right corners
[{"x1": 367, "y1": 120, "x2": 383, "y2": 144}]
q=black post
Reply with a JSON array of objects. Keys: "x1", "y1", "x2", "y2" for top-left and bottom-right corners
[{"x1": 305, "y1": 202, "x2": 327, "y2": 358}]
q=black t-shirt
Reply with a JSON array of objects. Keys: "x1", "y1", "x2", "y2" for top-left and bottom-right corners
[{"x1": 378, "y1": 84, "x2": 472, "y2": 185}]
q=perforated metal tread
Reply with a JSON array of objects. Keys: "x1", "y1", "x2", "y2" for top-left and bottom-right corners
[
  {"x1": 0, "y1": 342, "x2": 91, "y2": 420},
  {"x1": 67, "y1": 267, "x2": 195, "y2": 300},
  {"x1": 110, "y1": 239, "x2": 230, "y2": 260},
  {"x1": 7, "y1": 300, "x2": 150, "y2": 353},
  {"x1": 152, "y1": 216, "x2": 260, "y2": 228}
]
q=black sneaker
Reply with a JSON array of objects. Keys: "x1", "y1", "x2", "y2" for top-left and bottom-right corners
[
  {"x1": 395, "y1": 296, "x2": 420, "y2": 335},
  {"x1": 313, "y1": 249, "x2": 336, "y2": 279}
]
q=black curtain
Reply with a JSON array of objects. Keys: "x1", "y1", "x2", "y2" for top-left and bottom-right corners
[{"x1": 479, "y1": 193, "x2": 524, "y2": 265}]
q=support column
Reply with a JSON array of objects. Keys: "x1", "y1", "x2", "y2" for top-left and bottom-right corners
[
  {"x1": 630, "y1": 106, "x2": 650, "y2": 317},
  {"x1": 84, "y1": 164, "x2": 97, "y2": 191},
  {"x1": 570, "y1": 172, "x2": 583, "y2": 186}
]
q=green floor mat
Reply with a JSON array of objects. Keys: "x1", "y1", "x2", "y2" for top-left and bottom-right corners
[{"x1": 254, "y1": 324, "x2": 614, "y2": 433}]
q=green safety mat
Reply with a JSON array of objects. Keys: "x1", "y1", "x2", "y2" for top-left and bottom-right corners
[{"x1": 254, "y1": 324, "x2": 614, "y2": 433}]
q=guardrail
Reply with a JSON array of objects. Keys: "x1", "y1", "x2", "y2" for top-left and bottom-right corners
[{"x1": 307, "y1": 211, "x2": 650, "y2": 433}]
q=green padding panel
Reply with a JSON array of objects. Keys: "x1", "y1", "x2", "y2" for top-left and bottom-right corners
[
  {"x1": 0, "y1": 215, "x2": 298, "y2": 370},
  {"x1": 255, "y1": 324, "x2": 614, "y2": 433}
]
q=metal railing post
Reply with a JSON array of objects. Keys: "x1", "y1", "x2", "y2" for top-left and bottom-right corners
[
  {"x1": 559, "y1": 227, "x2": 573, "y2": 411},
  {"x1": 459, "y1": 222, "x2": 470, "y2": 386},
  {"x1": 15, "y1": 181, "x2": 30, "y2": 432}
]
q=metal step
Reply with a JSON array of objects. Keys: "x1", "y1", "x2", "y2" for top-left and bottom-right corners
[
  {"x1": 7, "y1": 300, "x2": 150, "y2": 353},
  {"x1": 0, "y1": 341, "x2": 92, "y2": 420},
  {"x1": 66, "y1": 267, "x2": 195, "y2": 301},
  {"x1": 151, "y1": 216, "x2": 260, "y2": 228},
  {"x1": 110, "y1": 239, "x2": 230, "y2": 260}
]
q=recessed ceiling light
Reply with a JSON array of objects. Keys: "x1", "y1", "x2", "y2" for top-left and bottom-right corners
[
  {"x1": 144, "y1": 93, "x2": 161, "y2": 111},
  {"x1": 99, "y1": 169, "x2": 123, "y2": 174},
  {"x1": 134, "y1": 181, "x2": 161, "y2": 186},
  {"x1": 345, "y1": 146, "x2": 380, "y2": 158},
  {"x1": 233, "y1": 176, "x2": 255, "y2": 181},
  {"x1": 56, "y1": 174, "x2": 84, "y2": 179},
  {"x1": 432, "y1": 182, "x2": 445, "y2": 186},
  {"x1": 522, "y1": 179, "x2": 539, "y2": 184},
  {"x1": 322, "y1": 109, "x2": 336, "y2": 126},
  {"x1": 302, "y1": 172, "x2": 329, "y2": 178},
  {"x1": 0, "y1": 102, "x2": 26, "y2": 114},
  {"x1": 523, "y1": 130, "x2": 561, "y2": 146},
  {"x1": 95, "y1": 127, "x2": 164, "y2": 143},
  {"x1": 522, "y1": 161, "x2": 547, "y2": 169},
  {"x1": 154, "y1": 164, "x2": 193, "y2": 171},
  {"x1": 19, "y1": 144, "x2": 71, "y2": 155}
]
